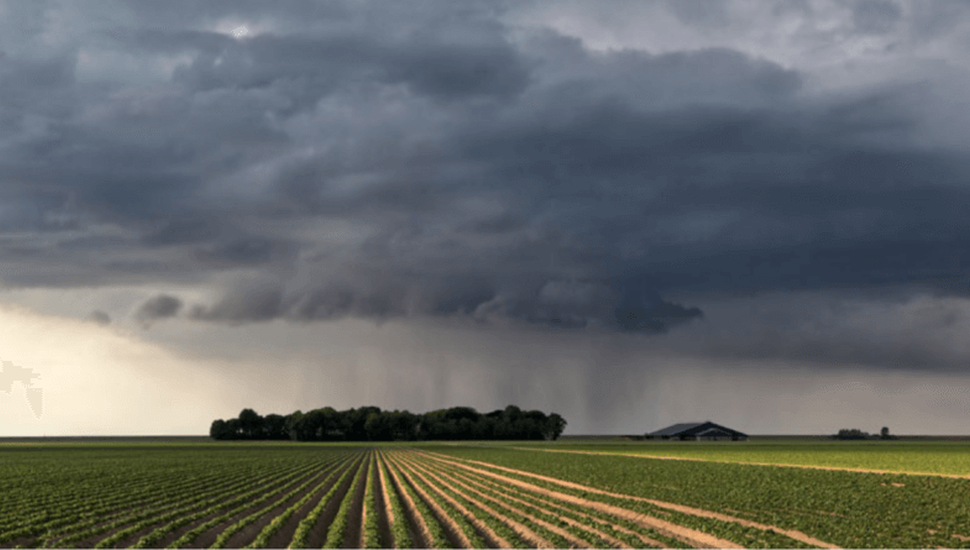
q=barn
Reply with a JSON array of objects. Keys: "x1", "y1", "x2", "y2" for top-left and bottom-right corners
[{"x1": 646, "y1": 421, "x2": 747, "y2": 441}]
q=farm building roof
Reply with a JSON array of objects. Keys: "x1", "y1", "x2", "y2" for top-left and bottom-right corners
[{"x1": 648, "y1": 421, "x2": 747, "y2": 437}]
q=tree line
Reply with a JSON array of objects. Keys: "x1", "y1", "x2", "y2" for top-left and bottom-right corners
[
  {"x1": 832, "y1": 427, "x2": 898, "y2": 440},
  {"x1": 209, "y1": 405, "x2": 567, "y2": 441}
]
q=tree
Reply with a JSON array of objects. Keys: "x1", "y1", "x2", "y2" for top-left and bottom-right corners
[
  {"x1": 209, "y1": 419, "x2": 228, "y2": 440},
  {"x1": 834, "y1": 428, "x2": 870, "y2": 440},
  {"x1": 210, "y1": 405, "x2": 566, "y2": 442},
  {"x1": 238, "y1": 408, "x2": 264, "y2": 440},
  {"x1": 545, "y1": 413, "x2": 567, "y2": 440},
  {"x1": 264, "y1": 414, "x2": 288, "y2": 440},
  {"x1": 285, "y1": 411, "x2": 304, "y2": 440}
]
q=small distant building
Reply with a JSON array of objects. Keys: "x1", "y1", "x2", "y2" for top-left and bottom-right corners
[{"x1": 646, "y1": 421, "x2": 747, "y2": 441}]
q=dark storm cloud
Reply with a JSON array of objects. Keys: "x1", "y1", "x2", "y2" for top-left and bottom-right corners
[
  {"x1": 852, "y1": 0, "x2": 903, "y2": 34},
  {"x1": 2, "y1": 1, "x2": 970, "y2": 343},
  {"x1": 135, "y1": 294, "x2": 183, "y2": 328},
  {"x1": 87, "y1": 310, "x2": 111, "y2": 325},
  {"x1": 657, "y1": 290, "x2": 970, "y2": 374},
  {"x1": 189, "y1": 280, "x2": 284, "y2": 324}
]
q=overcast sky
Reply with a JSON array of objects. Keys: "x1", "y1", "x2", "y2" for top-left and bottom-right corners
[{"x1": 3, "y1": 0, "x2": 970, "y2": 436}]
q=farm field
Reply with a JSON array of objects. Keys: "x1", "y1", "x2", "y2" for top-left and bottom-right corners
[
  {"x1": 498, "y1": 438, "x2": 970, "y2": 476},
  {"x1": 1, "y1": 440, "x2": 969, "y2": 548}
]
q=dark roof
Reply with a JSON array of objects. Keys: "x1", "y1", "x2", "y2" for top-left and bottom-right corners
[
  {"x1": 648, "y1": 421, "x2": 747, "y2": 437},
  {"x1": 649, "y1": 422, "x2": 705, "y2": 436}
]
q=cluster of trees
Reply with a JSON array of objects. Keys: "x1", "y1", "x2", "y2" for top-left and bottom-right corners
[
  {"x1": 832, "y1": 427, "x2": 898, "y2": 440},
  {"x1": 209, "y1": 405, "x2": 567, "y2": 442}
]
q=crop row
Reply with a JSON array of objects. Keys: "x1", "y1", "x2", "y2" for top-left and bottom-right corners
[
  {"x1": 15, "y1": 442, "x2": 964, "y2": 548},
  {"x1": 507, "y1": 440, "x2": 970, "y2": 476},
  {"x1": 1, "y1": 448, "x2": 325, "y2": 546},
  {"x1": 2, "y1": 447, "x2": 365, "y2": 549},
  {"x1": 424, "y1": 445, "x2": 970, "y2": 549},
  {"x1": 384, "y1": 450, "x2": 702, "y2": 549}
]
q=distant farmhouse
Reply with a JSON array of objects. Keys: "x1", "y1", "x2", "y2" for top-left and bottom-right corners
[{"x1": 646, "y1": 421, "x2": 747, "y2": 441}]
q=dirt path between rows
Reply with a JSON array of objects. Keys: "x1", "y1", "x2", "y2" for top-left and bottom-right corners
[
  {"x1": 388, "y1": 454, "x2": 476, "y2": 548},
  {"x1": 71, "y1": 462, "x2": 329, "y2": 549},
  {"x1": 372, "y1": 454, "x2": 395, "y2": 549},
  {"x1": 511, "y1": 446, "x2": 970, "y2": 480},
  {"x1": 416, "y1": 451, "x2": 745, "y2": 549},
  {"x1": 422, "y1": 450, "x2": 839, "y2": 549},
  {"x1": 304, "y1": 457, "x2": 366, "y2": 549},
  {"x1": 265, "y1": 458, "x2": 360, "y2": 549},
  {"x1": 154, "y1": 462, "x2": 329, "y2": 549},
  {"x1": 342, "y1": 455, "x2": 370, "y2": 549},
  {"x1": 222, "y1": 458, "x2": 358, "y2": 550},
  {"x1": 358, "y1": 454, "x2": 371, "y2": 549},
  {"x1": 402, "y1": 454, "x2": 592, "y2": 548},
  {"x1": 394, "y1": 452, "x2": 539, "y2": 549},
  {"x1": 379, "y1": 453, "x2": 434, "y2": 548},
  {"x1": 181, "y1": 459, "x2": 350, "y2": 550},
  {"x1": 439, "y1": 459, "x2": 668, "y2": 548}
]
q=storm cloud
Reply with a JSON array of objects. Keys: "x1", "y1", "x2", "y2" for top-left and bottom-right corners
[
  {"x1": 135, "y1": 294, "x2": 183, "y2": 328},
  {"x1": 2, "y1": 0, "x2": 970, "y2": 380}
]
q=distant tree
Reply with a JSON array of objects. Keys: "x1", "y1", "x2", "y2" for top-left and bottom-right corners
[
  {"x1": 388, "y1": 410, "x2": 418, "y2": 441},
  {"x1": 210, "y1": 405, "x2": 566, "y2": 442},
  {"x1": 225, "y1": 418, "x2": 242, "y2": 439},
  {"x1": 238, "y1": 408, "x2": 264, "y2": 440},
  {"x1": 834, "y1": 428, "x2": 870, "y2": 440},
  {"x1": 285, "y1": 411, "x2": 304, "y2": 440},
  {"x1": 364, "y1": 411, "x2": 393, "y2": 441},
  {"x1": 545, "y1": 413, "x2": 567, "y2": 440},
  {"x1": 209, "y1": 419, "x2": 229, "y2": 440},
  {"x1": 264, "y1": 414, "x2": 288, "y2": 440},
  {"x1": 879, "y1": 426, "x2": 897, "y2": 440}
]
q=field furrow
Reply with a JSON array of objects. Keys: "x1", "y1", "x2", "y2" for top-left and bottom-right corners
[
  {"x1": 8, "y1": 440, "x2": 966, "y2": 549},
  {"x1": 397, "y1": 453, "x2": 562, "y2": 548},
  {"x1": 387, "y1": 454, "x2": 478, "y2": 548},
  {"x1": 412, "y1": 450, "x2": 742, "y2": 549},
  {"x1": 210, "y1": 452, "x2": 365, "y2": 549},
  {"x1": 287, "y1": 453, "x2": 363, "y2": 549},
  {"x1": 374, "y1": 452, "x2": 405, "y2": 548},
  {"x1": 377, "y1": 452, "x2": 437, "y2": 548},
  {"x1": 406, "y1": 453, "x2": 637, "y2": 548},
  {"x1": 420, "y1": 449, "x2": 840, "y2": 549},
  {"x1": 435, "y1": 457, "x2": 675, "y2": 548},
  {"x1": 389, "y1": 452, "x2": 519, "y2": 549},
  {"x1": 50, "y1": 462, "x2": 316, "y2": 549}
]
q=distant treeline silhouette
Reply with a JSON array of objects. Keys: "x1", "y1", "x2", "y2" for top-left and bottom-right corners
[
  {"x1": 832, "y1": 427, "x2": 898, "y2": 440},
  {"x1": 209, "y1": 405, "x2": 567, "y2": 441}
]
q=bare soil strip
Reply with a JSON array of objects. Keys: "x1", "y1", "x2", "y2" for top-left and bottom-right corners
[
  {"x1": 416, "y1": 450, "x2": 742, "y2": 549},
  {"x1": 74, "y1": 463, "x2": 331, "y2": 549},
  {"x1": 189, "y1": 455, "x2": 361, "y2": 549},
  {"x1": 388, "y1": 454, "x2": 476, "y2": 548},
  {"x1": 440, "y1": 460, "x2": 667, "y2": 548},
  {"x1": 358, "y1": 454, "x2": 370, "y2": 549},
  {"x1": 512, "y1": 446, "x2": 970, "y2": 480},
  {"x1": 379, "y1": 452, "x2": 435, "y2": 548},
  {"x1": 425, "y1": 450, "x2": 840, "y2": 549},
  {"x1": 221, "y1": 459, "x2": 356, "y2": 550},
  {"x1": 343, "y1": 455, "x2": 370, "y2": 549},
  {"x1": 151, "y1": 460, "x2": 338, "y2": 549},
  {"x1": 372, "y1": 454, "x2": 395, "y2": 549},
  {"x1": 303, "y1": 456, "x2": 367, "y2": 549},
  {"x1": 402, "y1": 454, "x2": 590, "y2": 548},
  {"x1": 265, "y1": 458, "x2": 360, "y2": 548},
  {"x1": 429, "y1": 453, "x2": 839, "y2": 548},
  {"x1": 393, "y1": 453, "x2": 527, "y2": 549}
]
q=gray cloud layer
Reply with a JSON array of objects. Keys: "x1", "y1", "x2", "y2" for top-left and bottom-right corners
[{"x1": 2, "y1": 1, "x2": 970, "y2": 343}]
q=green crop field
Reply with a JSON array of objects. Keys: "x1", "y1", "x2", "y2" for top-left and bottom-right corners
[
  {"x1": 497, "y1": 438, "x2": 970, "y2": 476},
  {"x1": 2, "y1": 439, "x2": 970, "y2": 548}
]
